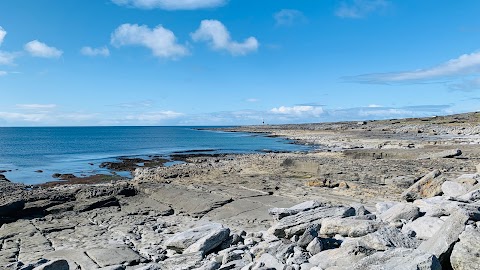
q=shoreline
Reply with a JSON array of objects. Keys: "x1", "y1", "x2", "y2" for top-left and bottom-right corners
[{"x1": 1, "y1": 112, "x2": 480, "y2": 269}]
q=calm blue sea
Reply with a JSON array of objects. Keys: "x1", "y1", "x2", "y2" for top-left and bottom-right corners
[{"x1": 0, "y1": 127, "x2": 310, "y2": 184}]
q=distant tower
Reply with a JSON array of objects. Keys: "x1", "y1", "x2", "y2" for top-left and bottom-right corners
[{"x1": 262, "y1": 118, "x2": 265, "y2": 125}]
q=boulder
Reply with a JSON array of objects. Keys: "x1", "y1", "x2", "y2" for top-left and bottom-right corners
[
  {"x1": 348, "y1": 226, "x2": 419, "y2": 251},
  {"x1": 450, "y1": 226, "x2": 480, "y2": 270},
  {"x1": 458, "y1": 188, "x2": 480, "y2": 202},
  {"x1": 413, "y1": 197, "x2": 450, "y2": 217},
  {"x1": 402, "y1": 216, "x2": 444, "y2": 240},
  {"x1": 402, "y1": 170, "x2": 444, "y2": 202},
  {"x1": 379, "y1": 203, "x2": 420, "y2": 224},
  {"x1": 164, "y1": 223, "x2": 224, "y2": 252},
  {"x1": 417, "y1": 210, "x2": 469, "y2": 263},
  {"x1": 454, "y1": 174, "x2": 479, "y2": 187},
  {"x1": 306, "y1": 238, "x2": 323, "y2": 255},
  {"x1": 418, "y1": 149, "x2": 462, "y2": 159},
  {"x1": 267, "y1": 206, "x2": 356, "y2": 238},
  {"x1": 375, "y1": 201, "x2": 397, "y2": 215},
  {"x1": 308, "y1": 241, "x2": 376, "y2": 269},
  {"x1": 32, "y1": 259, "x2": 69, "y2": 270},
  {"x1": 297, "y1": 224, "x2": 320, "y2": 248},
  {"x1": 353, "y1": 248, "x2": 441, "y2": 270},
  {"x1": 320, "y1": 217, "x2": 379, "y2": 237},
  {"x1": 183, "y1": 227, "x2": 230, "y2": 255},
  {"x1": 442, "y1": 181, "x2": 468, "y2": 197},
  {"x1": 268, "y1": 200, "x2": 323, "y2": 220}
]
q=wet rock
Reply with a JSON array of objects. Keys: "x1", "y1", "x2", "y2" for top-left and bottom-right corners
[{"x1": 402, "y1": 170, "x2": 444, "y2": 202}]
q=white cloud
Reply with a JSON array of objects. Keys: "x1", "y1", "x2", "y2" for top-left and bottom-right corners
[
  {"x1": 191, "y1": 20, "x2": 259, "y2": 56},
  {"x1": 274, "y1": 9, "x2": 306, "y2": 26},
  {"x1": 111, "y1": 24, "x2": 188, "y2": 59},
  {"x1": 448, "y1": 77, "x2": 480, "y2": 91},
  {"x1": 246, "y1": 98, "x2": 259, "y2": 103},
  {"x1": 367, "y1": 104, "x2": 383, "y2": 108},
  {"x1": 24, "y1": 40, "x2": 63, "y2": 58},
  {"x1": 80, "y1": 46, "x2": 110, "y2": 57},
  {"x1": 0, "y1": 71, "x2": 6, "y2": 76},
  {"x1": 0, "y1": 112, "x2": 48, "y2": 122},
  {"x1": 112, "y1": 0, "x2": 226, "y2": 10},
  {"x1": 125, "y1": 111, "x2": 184, "y2": 122},
  {"x1": 0, "y1": 26, "x2": 6, "y2": 46},
  {"x1": 16, "y1": 104, "x2": 57, "y2": 109},
  {"x1": 0, "y1": 51, "x2": 16, "y2": 65},
  {"x1": 346, "y1": 50, "x2": 480, "y2": 84},
  {"x1": 336, "y1": 0, "x2": 389, "y2": 19},
  {"x1": 271, "y1": 105, "x2": 324, "y2": 117}
]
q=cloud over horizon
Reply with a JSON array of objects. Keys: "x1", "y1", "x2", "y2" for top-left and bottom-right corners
[
  {"x1": 111, "y1": 24, "x2": 188, "y2": 59},
  {"x1": 24, "y1": 40, "x2": 63, "y2": 58},
  {"x1": 111, "y1": 0, "x2": 226, "y2": 10},
  {"x1": 191, "y1": 20, "x2": 259, "y2": 56},
  {"x1": 0, "y1": 26, "x2": 6, "y2": 46}
]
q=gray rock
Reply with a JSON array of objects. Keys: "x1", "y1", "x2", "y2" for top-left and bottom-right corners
[
  {"x1": 402, "y1": 216, "x2": 444, "y2": 240},
  {"x1": 0, "y1": 198, "x2": 25, "y2": 217},
  {"x1": 306, "y1": 238, "x2": 323, "y2": 255},
  {"x1": 164, "y1": 223, "x2": 223, "y2": 252},
  {"x1": 268, "y1": 206, "x2": 356, "y2": 238},
  {"x1": 297, "y1": 224, "x2": 320, "y2": 248},
  {"x1": 252, "y1": 253, "x2": 285, "y2": 270},
  {"x1": 268, "y1": 200, "x2": 323, "y2": 220},
  {"x1": 379, "y1": 203, "x2": 420, "y2": 224},
  {"x1": 458, "y1": 188, "x2": 480, "y2": 202},
  {"x1": 197, "y1": 261, "x2": 221, "y2": 270},
  {"x1": 158, "y1": 252, "x2": 203, "y2": 270},
  {"x1": 350, "y1": 226, "x2": 419, "y2": 251},
  {"x1": 308, "y1": 241, "x2": 376, "y2": 269},
  {"x1": 450, "y1": 226, "x2": 480, "y2": 270},
  {"x1": 442, "y1": 181, "x2": 468, "y2": 197},
  {"x1": 417, "y1": 210, "x2": 469, "y2": 263},
  {"x1": 74, "y1": 196, "x2": 119, "y2": 212},
  {"x1": 375, "y1": 202, "x2": 397, "y2": 215},
  {"x1": 86, "y1": 247, "x2": 142, "y2": 268},
  {"x1": 402, "y1": 170, "x2": 444, "y2": 202},
  {"x1": 352, "y1": 248, "x2": 441, "y2": 270},
  {"x1": 319, "y1": 217, "x2": 379, "y2": 237},
  {"x1": 184, "y1": 227, "x2": 230, "y2": 255},
  {"x1": 454, "y1": 174, "x2": 479, "y2": 187},
  {"x1": 418, "y1": 149, "x2": 462, "y2": 159},
  {"x1": 32, "y1": 259, "x2": 69, "y2": 270},
  {"x1": 413, "y1": 197, "x2": 450, "y2": 217},
  {"x1": 98, "y1": 265, "x2": 126, "y2": 270}
]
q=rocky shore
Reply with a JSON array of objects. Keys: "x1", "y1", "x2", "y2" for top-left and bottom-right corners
[{"x1": 1, "y1": 112, "x2": 480, "y2": 269}]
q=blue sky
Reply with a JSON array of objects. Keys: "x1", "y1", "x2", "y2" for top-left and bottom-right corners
[{"x1": 0, "y1": 0, "x2": 480, "y2": 126}]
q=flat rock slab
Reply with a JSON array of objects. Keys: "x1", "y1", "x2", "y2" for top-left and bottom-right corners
[
  {"x1": 44, "y1": 249, "x2": 99, "y2": 270},
  {"x1": 402, "y1": 216, "x2": 444, "y2": 240},
  {"x1": 418, "y1": 149, "x2": 462, "y2": 160},
  {"x1": 148, "y1": 185, "x2": 232, "y2": 218},
  {"x1": 379, "y1": 203, "x2": 420, "y2": 223},
  {"x1": 158, "y1": 251, "x2": 203, "y2": 270},
  {"x1": 86, "y1": 247, "x2": 142, "y2": 267}
]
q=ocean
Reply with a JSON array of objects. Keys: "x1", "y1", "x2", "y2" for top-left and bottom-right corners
[{"x1": 0, "y1": 126, "x2": 310, "y2": 184}]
